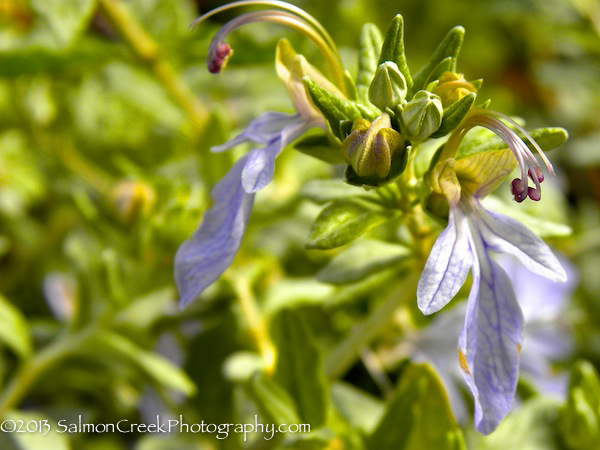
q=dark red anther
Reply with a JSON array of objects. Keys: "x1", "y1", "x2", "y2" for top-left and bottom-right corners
[
  {"x1": 207, "y1": 43, "x2": 233, "y2": 74},
  {"x1": 511, "y1": 178, "x2": 528, "y2": 202},
  {"x1": 527, "y1": 187, "x2": 541, "y2": 201},
  {"x1": 528, "y1": 168, "x2": 544, "y2": 183}
]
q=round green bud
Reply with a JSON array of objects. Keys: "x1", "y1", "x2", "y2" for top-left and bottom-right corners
[
  {"x1": 368, "y1": 61, "x2": 407, "y2": 111},
  {"x1": 400, "y1": 90, "x2": 443, "y2": 141}
]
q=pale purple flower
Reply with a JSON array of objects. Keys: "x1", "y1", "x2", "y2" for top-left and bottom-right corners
[
  {"x1": 176, "y1": 1, "x2": 347, "y2": 307},
  {"x1": 411, "y1": 255, "x2": 575, "y2": 423},
  {"x1": 175, "y1": 113, "x2": 322, "y2": 308},
  {"x1": 417, "y1": 110, "x2": 567, "y2": 434}
]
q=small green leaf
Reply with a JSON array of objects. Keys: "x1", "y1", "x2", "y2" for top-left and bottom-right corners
[
  {"x1": 94, "y1": 332, "x2": 196, "y2": 395},
  {"x1": 0, "y1": 294, "x2": 32, "y2": 358},
  {"x1": 31, "y1": 0, "x2": 98, "y2": 46},
  {"x1": 248, "y1": 372, "x2": 301, "y2": 425},
  {"x1": 431, "y1": 92, "x2": 476, "y2": 138},
  {"x1": 0, "y1": 411, "x2": 70, "y2": 450},
  {"x1": 477, "y1": 397, "x2": 562, "y2": 450},
  {"x1": 424, "y1": 57, "x2": 453, "y2": 87},
  {"x1": 332, "y1": 382, "x2": 385, "y2": 434},
  {"x1": 357, "y1": 23, "x2": 384, "y2": 103},
  {"x1": 560, "y1": 360, "x2": 600, "y2": 450},
  {"x1": 306, "y1": 199, "x2": 397, "y2": 250},
  {"x1": 271, "y1": 308, "x2": 329, "y2": 427},
  {"x1": 303, "y1": 77, "x2": 378, "y2": 140},
  {"x1": 301, "y1": 179, "x2": 380, "y2": 204},
  {"x1": 378, "y1": 15, "x2": 412, "y2": 89},
  {"x1": 368, "y1": 363, "x2": 466, "y2": 450},
  {"x1": 293, "y1": 134, "x2": 345, "y2": 164},
  {"x1": 410, "y1": 26, "x2": 465, "y2": 96},
  {"x1": 317, "y1": 240, "x2": 410, "y2": 284}
]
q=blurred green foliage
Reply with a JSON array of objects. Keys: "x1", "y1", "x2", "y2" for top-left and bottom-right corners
[{"x1": 0, "y1": 0, "x2": 599, "y2": 448}]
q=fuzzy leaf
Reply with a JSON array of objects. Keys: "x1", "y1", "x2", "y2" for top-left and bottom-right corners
[
  {"x1": 317, "y1": 239, "x2": 410, "y2": 284},
  {"x1": 0, "y1": 294, "x2": 32, "y2": 358},
  {"x1": 357, "y1": 23, "x2": 384, "y2": 103},
  {"x1": 303, "y1": 77, "x2": 377, "y2": 140},
  {"x1": 306, "y1": 199, "x2": 396, "y2": 250},
  {"x1": 378, "y1": 15, "x2": 412, "y2": 89},
  {"x1": 410, "y1": 26, "x2": 465, "y2": 96},
  {"x1": 271, "y1": 309, "x2": 329, "y2": 426},
  {"x1": 368, "y1": 363, "x2": 466, "y2": 450},
  {"x1": 293, "y1": 134, "x2": 345, "y2": 164},
  {"x1": 248, "y1": 372, "x2": 301, "y2": 425},
  {"x1": 431, "y1": 92, "x2": 477, "y2": 138}
]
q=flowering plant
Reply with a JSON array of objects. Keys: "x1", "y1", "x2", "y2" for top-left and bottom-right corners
[{"x1": 178, "y1": 0, "x2": 572, "y2": 439}]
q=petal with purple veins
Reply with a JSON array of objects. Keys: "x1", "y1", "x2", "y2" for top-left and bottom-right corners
[
  {"x1": 459, "y1": 226, "x2": 524, "y2": 435},
  {"x1": 417, "y1": 208, "x2": 473, "y2": 315}
]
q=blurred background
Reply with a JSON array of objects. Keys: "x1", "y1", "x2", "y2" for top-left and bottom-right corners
[{"x1": 0, "y1": 0, "x2": 599, "y2": 448}]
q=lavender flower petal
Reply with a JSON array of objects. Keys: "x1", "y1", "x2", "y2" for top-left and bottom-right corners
[
  {"x1": 241, "y1": 115, "x2": 314, "y2": 193},
  {"x1": 417, "y1": 209, "x2": 473, "y2": 315},
  {"x1": 175, "y1": 155, "x2": 255, "y2": 307},
  {"x1": 459, "y1": 229, "x2": 524, "y2": 435},
  {"x1": 473, "y1": 204, "x2": 567, "y2": 282}
]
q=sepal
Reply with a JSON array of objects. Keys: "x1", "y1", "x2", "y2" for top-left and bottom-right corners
[{"x1": 368, "y1": 61, "x2": 408, "y2": 111}]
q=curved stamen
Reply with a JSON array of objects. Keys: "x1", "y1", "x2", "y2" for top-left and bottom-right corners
[
  {"x1": 192, "y1": 1, "x2": 347, "y2": 94},
  {"x1": 442, "y1": 109, "x2": 553, "y2": 203}
]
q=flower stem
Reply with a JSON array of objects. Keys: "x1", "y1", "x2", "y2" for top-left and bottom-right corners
[
  {"x1": 230, "y1": 276, "x2": 276, "y2": 374},
  {"x1": 0, "y1": 326, "x2": 95, "y2": 418},
  {"x1": 98, "y1": 0, "x2": 208, "y2": 134},
  {"x1": 324, "y1": 274, "x2": 418, "y2": 379}
]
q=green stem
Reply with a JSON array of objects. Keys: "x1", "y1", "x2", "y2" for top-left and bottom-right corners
[
  {"x1": 324, "y1": 274, "x2": 418, "y2": 379},
  {"x1": 0, "y1": 327, "x2": 95, "y2": 418},
  {"x1": 98, "y1": 0, "x2": 208, "y2": 134}
]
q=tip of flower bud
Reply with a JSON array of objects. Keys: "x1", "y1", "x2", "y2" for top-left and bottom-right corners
[{"x1": 208, "y1": 43, "x2": 233, "y2": 74}]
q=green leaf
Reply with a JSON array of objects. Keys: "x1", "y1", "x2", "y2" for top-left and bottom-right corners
[
  {"x1": 560, "y1": 360, "x2": 600, "y2": 450},
  {"x1": 306, "y1": 199, "x2": 397, "y2": 250},
  {"x1": 293, "y1": 134, "x2": 345, "y2": 164},
  {"x1": 94, "y1": 331, "x2": 196, "y2": 395},
  {"x1": 357, "y1": 24, "x2": 384, "y2": 104},
  {"x1": 476, "y1": 397, "x2": 562, "y2": 450},
  {"x1": 30, "y1": 0, "x2": 98, "y2": 46},
  {"x1": 0, "y1": 294, "x2": 32, "y2": 358},
  {"x1": 424, "y1": 56, "x2": 453, "y2": 87},
  {"x1": 263, "y1": 278, "x2": 335, "y2": 314},
  {"x1": 303, "y1": 77, "x2": 378, "y2": 140},
  {"x1": 317, "y1": 240, "x2": 410, "y2": 284},
  {"x1": 332, "y1": 382, "x2": 385, "y2": 434},
  {"x1": 368, "y1": 363, "x2": 466, "y2": 450},
  {"x1": 0, "y1": 411, "x2": 70, "y2": 450},
  {"x1": 301, "y1": 179, "x2": 380, "y2": 204},
  {"x1": 378, "y1": 15, "x2": 412, "y2": 89},
  {"x1": 431, "y1": 92, "x2": 476, "y2": 138},
  {"x1": 410, "y1": 26, "x2": 465, "y2": 96},
  {"x1": 271, "y1": 308, "x2": 329, "y2": 427},
  {"x1": 247, "y1": 372, "x2": 301, "y2": 425},
  {"x1": 456, "y1": 127, "x2": 568, "y2": 160}
]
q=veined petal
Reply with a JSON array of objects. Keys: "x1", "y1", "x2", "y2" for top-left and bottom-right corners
[
  {"x1": 417, "y1": 208, "x2": 473, "y2": 315},
  {"x1": 471, "y1": 203, "x2": 567, "y2": 282},
  {"x1": 175, "y1": 155, "x2": 255, "y2": 308},
  {"x1": 459, "y1": 227, "x2": 524, "y2": 435},
  {"x1": 241, "y1": 115, "x2": 315, "y2": 193}
]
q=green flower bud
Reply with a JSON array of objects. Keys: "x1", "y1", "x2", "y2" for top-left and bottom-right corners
[
  {"x1": 432, "y1": 72, "x2": 477, "y2": 107},
  {"x1": 400, "y1": 90, "x2": 443, "y2": 141},
  {"x1": 341, "y1": 114, "x2": 403, "y2": 179},
  {"x1": 368, "y1": 61, "x2": 407, "y2": 110}
]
